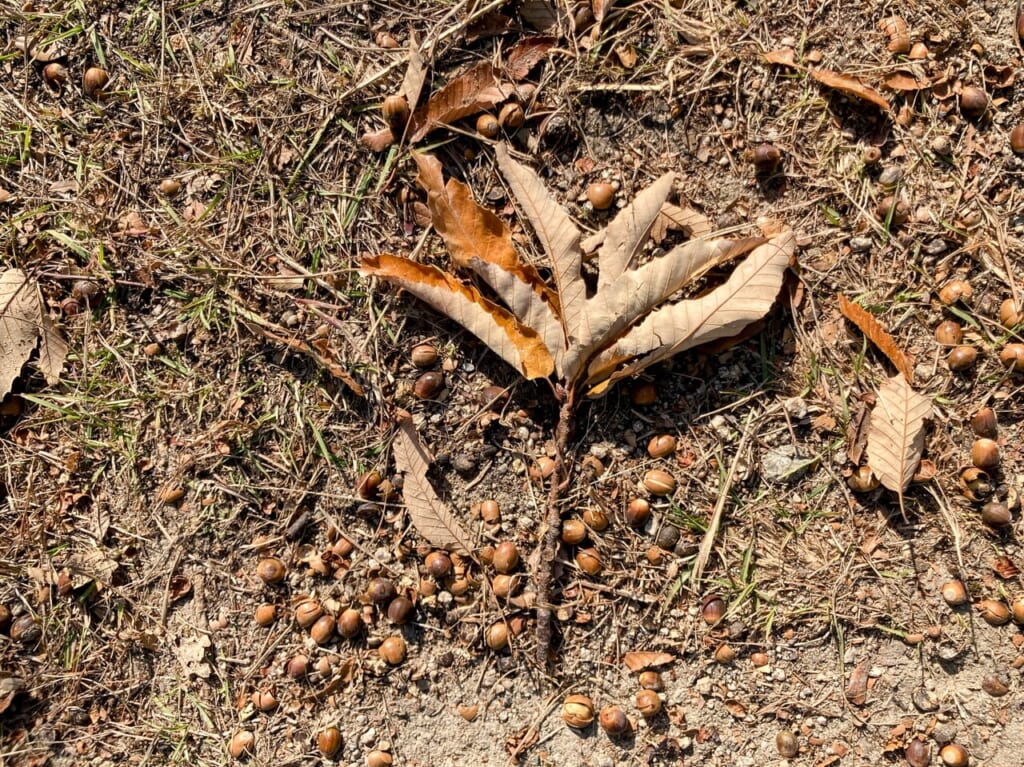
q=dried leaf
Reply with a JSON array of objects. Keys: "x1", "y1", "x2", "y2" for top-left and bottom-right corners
[
  {"x1": 361, "y1": 255, "x2": 555, "y2": 379},
  {"x1": 651, "y1": 202, "x2": 712, "y2": 243},
  {"x1": 505, "y1": 36, "x2": 555, "y2": 80},
  {"x1": 586, "y1": 231, "x2": 795, "y2": 393},
  {"x1": 409, "y1": 61, "x2": 513, "y2": 142},
  {"x1": 764, "y1": 47, "x2": 798, "y2": 67},
  {"x1": 0, "y1": 269, "x2": 43, "y2": 398},
  {"x1": 866, "y1": 375, "x2": 931, "y2": 514},
  {"x1": 623, "y1": 651, "x2": 674, "y2": 671},
  {"x1": 882, "y1": 71, "x2": 930, "y2": 91},
  {"x1": 360, "y1": 126, "x2": 396, "y2": 152},
  {"x1": 809, "y1": 68, "x2": 892, "y2": 111},
  {"x1": 837, "y1": 294, "x2": 913, "y2": 382},
  {"x1": 596, "y1": 172, "x2": 676, "y2": 289},
  {"x1": 518, "y1": 0, "x2": 559, "y2": 32},
  {"x1": 392, "y1": 412, "x2": 474, "y2": 553},
  {"x1": 36, "y1": 311, "x2": 66, "y2": 385},
  {"x1": 845, "y1": 660, "x2": 869, "y2": 705},
  {"x1": 400, "y1": 32, "x2": 427, "y2": 108},
  {"x1": 494, "y1": 144, "x2": 585, "y2": 350}
]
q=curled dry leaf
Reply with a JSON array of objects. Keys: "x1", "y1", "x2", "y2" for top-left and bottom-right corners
[
  {"x1": 845, "y1": 660, "x2": 869, "y2": 705},
  {"x1": 866, "y1": 375, "x2": 931, "y2": 518},
  {"x1": 623, "y1": 651, "x2": 675, "y2": 671},
  {"x1": 809, "y1": 68, "x2": 892, "y2": 111},
  {"x1": 392, "y1": 411, "x2": 474, "y2": 554},
  {"x1": 505, "y1": 36, "x2": 555, "y2": 80},
  {"x1": 837, "y1": 294, "x2": 913, "y2": 382}
]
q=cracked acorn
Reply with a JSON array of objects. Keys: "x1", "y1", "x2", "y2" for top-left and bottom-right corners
[{"x1": 561, "y1": 694, "x2": 595, "y2": 728}]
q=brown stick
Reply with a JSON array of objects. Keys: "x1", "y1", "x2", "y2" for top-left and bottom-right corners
[{"x1": 534, "y1": 391, "x2": 575, "y2": 667}]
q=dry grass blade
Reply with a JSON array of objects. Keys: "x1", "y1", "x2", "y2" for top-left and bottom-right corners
[
  {"x1": 837, "y1": 294, "x2": 913, "y2": 382},
  {"x1": 494, "y1": 143, "x2": 585, "y2": 345},
  {"x1": 361, "y1": 255, "x2": 555, "y2": 379},
  {"x1": 809, "y1": 68, "x2": 892, "y2": 111},
  {"x1": 587, "y1": 231, "x2": 795, "y2": 393},
  {"x1": 867, "y1": 375, "x2": 932, "y2": 518},
  {"x1": 0, "y1": 269, "x2": 45, "y2": 397},
  {"x1": 393, "y1": 412, "x2": 474, "y2": 554},
  {"x1": 596, "y1": 171, "x2": 675, "y2": 289}
]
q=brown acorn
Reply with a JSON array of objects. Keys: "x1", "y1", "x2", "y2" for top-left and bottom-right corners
[
  {"x1": 499, "y1": 102, "x2": 525, "y2": 130},
  {"x1": 367, "y1": 577, "x2": 397, "y2": 604},
  {"x1": 647, "y1": 434, "x2": 677, "y2": 458},
  {"x1": 1000, "y1": 344, "x2": 1024, "y2": 372},
  {"x1": 751, "y1": 142, "x2": 782, "y2": 172},
  {"x1": 382, "y1": 95, "x2": 410, "y2": 128},
  {"x1": 561, "y1": 518, "x2": 587, "y2": 545},
  {"x1": 410, "y1": 342, "x2": 438, "y2": 368},
  {"x1": 587, "y1": 182, "x2": 615, "y2": 210},
  {"x1": 1011, "y1": 124, "x2": 1024, "y2": 154},
  {"x1": 256, "y1": 558, "x2": 286, "y2": 584},
  {"x1": 959, "y1": 86, "x2": 988, "y2": 119},
  {"x1": 337, "y1": 607, "x2": 363, "y2": 638},
  {"x1": 317, "y1": 726, "x2": 343, "y2": 758},
  {"x1": 424, "y1": 551, "x2": 452, "y2": 578},
  {"x1": 378, "y1": 635, "x2": 407, "y2": 664},
  {"x1": 625, "y1": 498, "x2": 651, "y2": 528},
  {"x1": 476, "y1": 113, "x2": 500, "y2": 139},
  {"x1": 295, "y1": 600, "x2": 323, "y2": 628},
  {"x1": 598, "y1": 705, "x2": 630, "y2": 736},
  {"x1": 413, "y1": 371, "x2": 444, "y2": 399},
  {"x1": 492, "y1": 541, "x2": 520, "y2": 574},
  {"x1": 228, "y1": 730, "x2": 255, "y2": 758},
  {"x1": 947, "y1": 345, "x2": 978, "y2": 371},
  {"x1": 83, "y1": 66, "x2": 109, "y2": 97},
  {"x1": 575, "y1": 547, "x2": 602, "y2": 576},
  {"x1": 386, "y1": 596, "x2": 414, "y2": 624},
  {"x1": 635, "y1": 688, "x2": 662, "y2": 717}
]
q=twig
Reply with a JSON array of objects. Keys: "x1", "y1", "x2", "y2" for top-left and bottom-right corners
[{"x1": 689, "y1": 408, "x2": 756, "y2": 589}]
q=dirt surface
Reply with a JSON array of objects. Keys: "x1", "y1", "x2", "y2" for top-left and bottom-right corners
[{"x1": 3, "y1": 1, "x2": 1024, "y2": 766}]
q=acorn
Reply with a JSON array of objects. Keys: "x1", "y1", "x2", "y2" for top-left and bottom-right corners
[
  {"x1": 492, "y1": 573, "x2": 519, "y2": 598},
  {"x1": 847, "y1": 465, "x2": 880, "y2": 493},
  {"x1": 159, "y1": 178, "x2": 181, "y2": 197},
  {"x1": 587, "y1": 182, "x2": 615, "y2": 210},
  {"x1": 999, "y1": 344, "x2": 1024, "y2": 372},
  {"x1": 72, "y1": 279, "x2": 101, "y2": 307},
  {"x1": 701, "y1": 594, "x2": 726, "y2": 624},
  {"x1": 751, "y1": 142, "x2": 782, "y2": 172},
  {"x1": 575, "y1": 547, "x2": 602, "y2": 576},
  {"x1": 905, "y1": 739, "x2": 931, "y2": 767},
  {"x1": 250, "y1": 689, "x2": 278, "y2": 712},
  {"x1": 387, "y1": 596, "x2": 415, "y2": 624},
  {"x1": 635, "y1": 688, "x2": 662, "y2": 717},
  {"x1": 476, "y1": 113, "x2": 500, "y2": 139},
  {"x1": 1011, "y1": 124, "x2": 1024, "y2": 154},
  {"x1": 367, "y1": 577, "x2": 397, "y2": 604},
  {"x1": 286, "y1": 654, "x2": 310, "y2": 678},
  {"x1": 356, "y1": 469, "x2": 382, "y2": 499},
  {"x1": 938, "y1": 279, "x2": 972, "y2": 305},
  {"x1": 499, "y1": 102, "x2": 525, "y2": 130},
  {"x1": 10, "y1": 614, "x2": 41, "y2": 644},
  {"x1": 776, "y1": 730, "x2": 799, "y2": 758},
  {"x1": 256, "y1": 558, "x2": 286, "y2": 584},
  {"x1": 378, "y1": 635, "x2": 407, "y2": 664},
  {"x1": 317, "y1": 727, "x2": 343, "y2": 758},
  {"x1": 934, "y1": 320, "x2": 963, "y2": 345},
  {"x1": 366, "y1": 751, "x2": 393, "y2": 767},
  {"x1": 410, "y1": 342, "x2": 438, "y2": 367},
  {"x1": 647, "y1": 434, "x2": 677, "y2": 458},
  {"x1": 295, "y1": 600, "x2": 324, "y2": 629},
  {"x1": 959, "y1": 467, "x2": 992, "y2": 502},
  {"x1": 492, "y1": 541, "x2": 520, "y2": 574},
  {"x1": 254, "y1": 603, "x2": 276, "y2": 626},
  {"x1": 876, "y1": 195, "x2": 909, "y2": 225},
  {"x1": 480, "y1": 499, "x2": 501, "y2": 523},
  {"x1": 561, "y1": 694, "x2": 595, "y2": 728},
  {"x1": 83, "y1": 66, "x2": 109, "y2": 97},
  {"x1": 999, "y1": 298, "x2": 1022, "y2": 328},
  {"x1": 382, "y1": 94, "x2": 410, "y2": 129},
  {"x1": 625, "y1": 498, "x2": 651, "y2": 528},
  {"x1": 976, "y1": 599, "x2": 1011, "y2": 626},
  {"x1": 862, "y1": 146, "x2": 882, "y2": 165},
  {"x1": 638, "y1": 670, "x2": 664, "y2": 690},
  {"x1": 971, "y1": 438, "x2": 999, "y2": 471},
  {"x1": 959, "y1": 87, "x2": 988, "y2": 119},
  {"x1": 940, "y1": 580, "x2": 969, "y2": 606},
  {"x1": 981, "y1": 501, "x2": 1011, "y2": 528},
  {"x1": 561, "y1": 518, "x2": 587, "y2": 545},
  {"x1": 969, "y1": 407, "x2": 997, "y2": 438},
  {"x1": 582, "y1": 508, "x2": 609, "y2": 532},
  {"x1": 643, "y1": 469, "x2": 676, "y2": 496},
  {"x1": 598, "y1": 705, "x2": 630, "y2": 736},
  {"x1": 713, "y1": 643, "x2": 737, "y2": 664},
  {"x1": 939, "y1": 742, "x2": 969, "y2": 767},
  {"x1": 413, "y1": 371, "x2": 444, "y2": 399},
  {"x1": 947, "y1": 345, "x2": 978, "y2": 371},
  {"x1": 310, "y1": 614, "x2": 336, "y2": 644},
  {"x1": 337, "y1": 607, "x2": 363, "y2": 638},
  {"x1": 485, "y1": 621, "x2": 509, "y2": 651},
  {"x1": 425, "y1": 551, "x2": 452, "y2": 578},
  {"x1": 228, "y1": 730, "x2": 255, "y2": 758}
]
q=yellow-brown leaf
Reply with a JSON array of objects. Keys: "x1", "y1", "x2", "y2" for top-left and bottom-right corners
[{"x1": 837, "y1": 294, "x2": 913, "y2": 383}]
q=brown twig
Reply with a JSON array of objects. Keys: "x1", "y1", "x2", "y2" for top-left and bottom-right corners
[{"x1": 534, "y1": 388, "x2": 575, "y2": 667}]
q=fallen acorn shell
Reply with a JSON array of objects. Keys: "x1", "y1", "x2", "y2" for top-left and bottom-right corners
[
  {"x1": 847, "y1": 465, "x2": 880, "y2": 493},
  {"x1": 976, "y1": 599, "x2": 1010, "y2": 626},
  {"x1": 317, "y1": 726, "x2": 343, "y2": 757},
  {"x1": 635, "y1": 688, "x2": 662, "y2": 717},
  {"x1": 643, "y1": 469, "x2": 676, "y2": 496},
  {"x1": 250, "y1": 689, "x2": 278, "y2": 711},
  {"x1": 295, "y1": 600, "x2": 323, "y2": 628},
  {"x1": 256, "y1": 557, "x2": 286, "y2": 584},
  {"x1": 647, "y1": 434, "x2": 677, "y2": 458},
  {"x1": 999, "y1": 344, "x2": 1024, "y2": 372},
  {"x1": 485, "y1": 621, "x2": 509, "y2": 651},
  {"x1": 598, "y1": 705, "x2": 630, "y2": 736},
  {"x1": 228, "y1": 730, "x2": 255, "y2": 758},
  {"x1": 939, "y1": 742, "x2": 969, "y2": 767},
  {"x1": 940, "y1": 580, "x2": 969, "y2": 606},
  {"x1": 561, "y1": 694, "x2": 595, "y2": 728},
  {"x1": 378, "y1": 635, "x2": 407, "y2": 664}
]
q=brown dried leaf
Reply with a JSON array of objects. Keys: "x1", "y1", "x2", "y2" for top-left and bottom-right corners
[
  {"x1": 651, "y1": 202, "x2": 712, "y2": 243},
  {"x1": 409, "y1": 61, "x2": 513, "y2": 142},
  {"x1": 623, "y1": 651, "x2": 675, "y2": 671},
  {"x1": 518, "y1": 0, "x2": 559, "y2": 33},
  {"x1": 764, "y1": 47, "x2": 799, "y2": 67},
  {"x1": 845, "y1": 660, "x2": 869, "y2": 705},
  {"x1": 597, "y1": 172, "x2": 676, "y2": 289},
  {"x1": 360, "y1": 126, "x2": 395, "y2": 152},
  {"x1": 393, "y1": 412, "x2": 474, "y2": 554},
  {"x1": 866, "y1": 375, "x2": 931, "y2": 511},
  {"x1": 837, "y1": 294, "x2": 913, "y2": 382},
  {"x1": 810, "y1": 68, "x2": 892, "y2": 111},
  {"x1": 0, "y1": 269, "x2": 43, "y2": 398},
  {"x1": 505, "y1": 36, "x2": 555, "y2": 80},
  {"x1": 361, "y1": 255, "x2": 555, "y2": 379},
  {"x1": 882, "y1": 71, "x2": 931, "y2": 91},
  {"x1": 494, "y1": 144, "x2": 585, "y2": 354},
  {"x1": 36, "y1": 311, "x2": 67, "y2": 385},
  {"x1": 400, "y1": 32, "x2": 427, "y2": 107},
  {"x1": 586, "y1": 231, "x2": 795, "y2": 393}
]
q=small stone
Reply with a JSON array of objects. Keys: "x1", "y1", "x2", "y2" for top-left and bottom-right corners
[
  {"x1": 849, "y1": 236, "x2": 872, "y2": 253},
  {"x1": 878, "y1": 166, "x2": 903, "y2": 187}
]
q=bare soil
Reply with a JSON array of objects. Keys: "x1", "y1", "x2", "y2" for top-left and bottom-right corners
[{"x1": 3, "y1": 1, "x2": 1024, "y2": 766}]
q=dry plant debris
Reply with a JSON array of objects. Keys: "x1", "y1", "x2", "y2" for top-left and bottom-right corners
[{"x1": 0, "y1": 269, "x2": 66, "y2": 395}]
